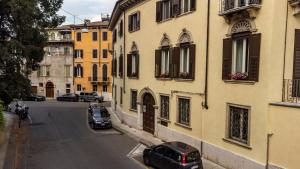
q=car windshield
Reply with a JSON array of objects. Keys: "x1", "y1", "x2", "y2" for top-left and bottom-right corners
[
  {"x1": 186, "y1": 151, "x2": 200, "y2": 163},
  {"x1": 93, "y1": 109, "x2": 109, "y2": 118}
]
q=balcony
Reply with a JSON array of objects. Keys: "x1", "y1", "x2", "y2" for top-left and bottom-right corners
[
  {"x1": 88, "y1": 77, "x2": 110, "y2": 85},
  {"x1": 282, "y1": 79, "x2": 300, "y2": 104},
  {"x1": 219, "y1": 0, "x2": 261, "y2": 18}
]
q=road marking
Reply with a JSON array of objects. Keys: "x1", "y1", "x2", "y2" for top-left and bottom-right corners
[{"x1": 127, "y1": 143, "x2": 152, "y2": 169}]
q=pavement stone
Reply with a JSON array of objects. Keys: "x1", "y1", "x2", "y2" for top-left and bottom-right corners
[{"x1": 107, "y1": 107, "x2": 226, "y2": 169}]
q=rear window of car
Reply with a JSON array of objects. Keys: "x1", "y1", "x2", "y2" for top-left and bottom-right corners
[
  {"x1": 186, "y1": 151, "x2": 200, "y2": 163},
  {"x1": 80, "y1": 92, "x2": 84, "y2": 95}
]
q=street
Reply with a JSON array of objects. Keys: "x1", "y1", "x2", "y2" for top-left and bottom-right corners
[{"x1": 4, "y1": 100, "x2": 146, "y2": 169}]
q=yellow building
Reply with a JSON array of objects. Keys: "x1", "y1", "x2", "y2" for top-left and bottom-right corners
[
  {"x1": 109, "y1": 0, "x2": 300, "y2": 169},
  {"x1": 71, "y1": 20, "x2": 112, "y2": 99}
]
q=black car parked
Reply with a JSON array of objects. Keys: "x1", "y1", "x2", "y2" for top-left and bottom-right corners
[
  {"x1": 27, "y1": 94, "x2": 46, "y2": 101},
  {"x1": 88, "y1": 106, "x2": 112, "y2": 129},
  {"x1": 56, "y1": 93, "x2": 79, "y2": 102},
  {"x1": 143, "y1": 142, "x2": 203, "y2": 169}
]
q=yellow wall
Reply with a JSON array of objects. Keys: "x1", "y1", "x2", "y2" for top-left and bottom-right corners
[{"x1": 72, "y1": 26, "x2": 112, "y2": 94}]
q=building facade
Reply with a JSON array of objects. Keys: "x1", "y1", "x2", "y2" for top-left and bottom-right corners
[
  {"x1": 30, "y1": 26, "x2": 74, "y2": 98},
  {"x1": 109, "y1": 0, "x2": 300, "y2": 169},
  {"x1": 71, "y1": 20, "x2": 113, "y2": 100}
]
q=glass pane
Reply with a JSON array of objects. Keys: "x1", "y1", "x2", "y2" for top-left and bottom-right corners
[{"x1": 235, "y1": 39, "x2": 244, "y2": 73}]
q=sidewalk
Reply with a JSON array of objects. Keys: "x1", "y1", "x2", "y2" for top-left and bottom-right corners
[
  {"x1": 107, "y1": 107, "x2": 226, "y2": 169},
  {"x1": 0, "y1": 111, "x2": 15, "y2": 169}
]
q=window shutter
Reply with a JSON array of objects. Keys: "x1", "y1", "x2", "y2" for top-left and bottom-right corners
[
  {"x1": 248, "y1": 33, "x2": 261, "y2": 82},
  {"x1": 155, "y1": 49, "x2": 161, "y2": 78},
  {"x1": 172, "y1": 47, "x2": 180, "y2": 78},
  {"x1": 293, "y1": 30, "x2": 300, "y2": 80},
  {"x1": 222, "y1": 38, "x2": 233, "y2": 80},
  {"x1": 111, "y1": 60, "x2": 114, "y2": 76},
  {"x1": 137, "y1": 11, "x2": 141, "y2": 30},
  {"x1": 128, "y1": 15, "x2": 132, "y2": 32},
  {"x1": 119, "y1": 55, "x2": 123, "y2": 77},
  {"x1": 189, "y1": 44, "x2": 196, "y2": 79},
  {"x1": 127, "y1": 54, "x2": 132, "y2": 77},
  {"x1": 81, "y1": 67, "x2": 84, "y2": 77},
  {"x1": 74, "y1": 50, "x2": 77, "y2": 58},
  {"x1": 136, "y1": 54, "x2": 139, "y2": 78},
  {"x1": 115, "y1": 59, "x2": 118, "y2": 76},
  {"x1": 80, "y1": 50, "x2": 83, "y2": 58},
  {"x1": 74, "y1": 67, "x2": 77, "y2": 77},
  {"x1": 172, "y1": 0, "x2": 181, "y2": 16},
  {"x1": 190, "y1": 0, "x2": 196, "y2": 11},
  {"x1": 156, "y1": 1, "x2": 163, "y2": 22},
  {"x1": 169, "y1": 48, "x2": 173, "y2": 77}
]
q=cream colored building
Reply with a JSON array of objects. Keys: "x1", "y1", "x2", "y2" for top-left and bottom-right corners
[
  {"x1": 30, "y1": 26, "x2": 74, "y2": 98},
  {"x1": 109, "y1": 0, "x2": 300, "y2": 169}
]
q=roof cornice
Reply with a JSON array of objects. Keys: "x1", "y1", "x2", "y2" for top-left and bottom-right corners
[{"x1": 109, "y1": 0, "x2": 145, "y2": 30}]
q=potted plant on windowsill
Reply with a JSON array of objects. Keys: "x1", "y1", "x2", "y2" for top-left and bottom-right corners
[
  {"x1": 230, "y1": 72, "x2": 248, "y2": 80},
  {"x1": 179, "y1": 72, "x2": 189, "y2": 79}
]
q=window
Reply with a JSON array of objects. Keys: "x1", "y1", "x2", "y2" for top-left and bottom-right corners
[
  {"x1": 64, "y1": 65, "x2": 71, "y2": 77},
  {"x1": 118, "y1": 20, "x2": 123, "y2": 37},
  {"x1": 112, "y1": 58, "x2": 117, "y2": 76},
  {"x1": 227, "y1": 105, "x2": 250, "y2": 145},
  {"x1": 93, "y1": 85, "x2": 98, "y2": 92},
  {"x1": 74, "y1": 50, "x2": 83, "y2": 58},
  {"x1": 128, "y1": 12, "x2": 140, "y2": 32},
  {"x1": 113, "y1": 30, "x2": 117, "y2": 43},
  {"x1": 103, "y1": 49, "x2": 108, "y2": 58},
  {"x1": 74, "y1": 65, "x2": 83, "y2": 77},
  {"x1": 161, "y1": 49, "x2": 170, "y2": 75},
  {"x1": 39, "y1": 83, "x2": 43, "y2": 87},
  {"x1": 181, "y1": 0, "x2": 196, "y2": 13},
  {"x1": 232, "y1": 38, "x2": 249, "y2": 74},
  {"x1": 132, "y1": 54, "x2": 137, "y2": 75},
  {"x1": 64, "y1": 47, "x2": 70, "y2": 55},
  {"x1": 92, "y1": 32, "x2": 98, "y2": 41},
  {"x1": 46, "y1": 66, "x2": 50, "y2": 77},
  {"x1": 162, "y1": 0, "x2": 171, "y2": 20},
  {"x1": 180, "y1": 46, "x2": 189, "y2": 74},
  {"x1": 37, "y1": 66, "x2": 41, "y2": 77},
  {"x1": 66, "y1": 84, "x2": 71, "y2": 88},
  {"x1": 222, "y1": 34, "x2": 261, "y2": 81},
  {"x1": 103, "y1": 85, "x2": 107, "y2": 92},
  {"x1": 93, "y1": 49, "x2": 98, "y2": 58},
  {"x1": 66, "y1": 83, "x2": 71, "y2": 94},
  {"x1": 160, "y1": 95, "x2": 169, "y2": 120},
  {"x1": 77, "y1": 84, "x2": 82, "y2": 91},
  {"x1": 103, "y1": 32, "x2": 107, "y2": 41},
  {"x1": 76, "y1": 32, "x2": 81, "y2": 41},
  {"x1": 119, "y1": 55, "x2": 123, "y2": 77},
  {"x1": 120, "y1": 87, "x2": 123, "y2": 105},
  {"x1": 178, "y1": 98, "x2": 190, "y2": 126},
  {"x1": 127, "y1": 53, "x2": 139, "y2": 78},
  {"x1": 131, "y1": 90, "x2": 137, "y2": 110}
]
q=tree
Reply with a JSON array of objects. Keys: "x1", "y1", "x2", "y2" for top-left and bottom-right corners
[{"x1": 0, "y1": 0, "x2": 65, "y2": 105}]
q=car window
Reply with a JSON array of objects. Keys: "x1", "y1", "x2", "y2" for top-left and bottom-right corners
[
  {"x1": 186, "y1": 151, "x2": 200, "y2": 163},
  {"x1": 165, "y1": 148, "x2": 181, "y2": 162},
  {"x1": 154, "y1": 146, "x2": 165, "y2": 155},
  {"x1": 100, "y1": 110, "x2": 109, "y2": 118},
  {"x1": 80, "y1": 92, "x2": 84, "y2": 95}
]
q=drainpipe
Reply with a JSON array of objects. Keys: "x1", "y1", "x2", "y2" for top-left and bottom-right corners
[
  {"x1": 202, "y1": 0, "x2": 210, "y2": 110},
  {"x1": 282, "y1": 1, "x2": 289, "y2": 101},
  {"x1": 266, "y1": 133, "x2": 273, "y2": 169},
  {"x1": 123, "y1": 11, "x2": 126, "y2": 94}
]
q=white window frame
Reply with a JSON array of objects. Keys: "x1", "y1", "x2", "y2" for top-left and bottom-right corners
[
  {"x1": 180, "y1": 47, "x2": 190, "y2": 73},
  {"x1": 132, "y1": 54, "x2": 136, "y2": 74},
  {"x1": 232, "y1": 38, "x2": 248, "y2": 74},
  {"x1": 130, "y1": 89, "x2": 138, "y2": 111},
  {"x1": 177, "y1": 97, "x2": 191, "y2": 126},
  {"x1": 181, "y1": 0, "x2": 191, "y2": 13},
  {"x1": 76, "y1": 65, "x2": 82, "y2": 77},
  {"x1": 161, "y1": 49, "x2": 170, "y2": 75},
  {"x1": 160, "y1": 95, "x2": 170, "y2": 120},
  {"x1": 162, "y1": 0, "x2": 171, "y2": 20}
]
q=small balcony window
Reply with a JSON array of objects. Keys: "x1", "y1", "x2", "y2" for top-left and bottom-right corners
[{"x1": 219, "y1": 0, "x2": 261, "y2": 16}]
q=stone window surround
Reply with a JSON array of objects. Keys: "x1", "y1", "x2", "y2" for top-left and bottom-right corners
[{"x1": 176, "y1": 96, "x2": 192, "y2": 128}]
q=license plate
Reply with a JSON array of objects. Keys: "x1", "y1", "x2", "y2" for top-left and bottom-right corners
[
  {"x1": 191, "y1": 165, "x2": 199, "y2": 169},
  {"x1": 101, "y1": 123, "x2": 105, "y2": 126}
]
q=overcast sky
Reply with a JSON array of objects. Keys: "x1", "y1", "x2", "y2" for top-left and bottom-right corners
[{"x1": 58, "y1": 0, "x2": 118, "y2": 25}]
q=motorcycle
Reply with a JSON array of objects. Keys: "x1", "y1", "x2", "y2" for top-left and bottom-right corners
[{"x1": 15, "y1": 101, "x2": 29, "y2": 120}]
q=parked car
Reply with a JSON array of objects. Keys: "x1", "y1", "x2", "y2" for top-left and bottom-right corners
[
  {"x1": 143, "y1": 141, "x2": 203, "y2": 169},
  {"x1": 79, "y1": 92, "x2": 104, "y2": 102},
  {"x1": 88, "y1": 106, "x2": 112, "y2": 129},
  {"x1": 27, "y1": 94, "x2": 46, "y2": 101},
  {"x1": 56, "y1": 93, "x2": 79, "y2": 102}
]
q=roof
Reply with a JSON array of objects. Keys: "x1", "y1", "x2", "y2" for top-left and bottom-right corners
[
  {"x1": 162, "y1": 142, "x2": 198, "y2": 154},
  {"x1": 71, "y1": 21, "x2": 109, "y2": 29}
]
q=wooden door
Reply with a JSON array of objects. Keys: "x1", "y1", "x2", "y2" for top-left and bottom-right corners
[
  {"x1": 143, "y1": 93, "x2": 155, "y2": 134},
  {"x1": 31, "y1": 86, "x2": 37, "y2": 94},
  {"x1": 46, "y1": 82, "x2": 54, "y2": 98}
]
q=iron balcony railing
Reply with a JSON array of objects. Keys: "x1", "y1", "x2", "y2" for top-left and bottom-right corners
[
  {"x1": 282, "y1": 79, "x2": 300, "y2": 103},
  {"x1": 219, "y1": 0, "x2": 261, "y2": 15},
  {"x1": 88, "y1": 77, "x2": 110, "y2": 83}
]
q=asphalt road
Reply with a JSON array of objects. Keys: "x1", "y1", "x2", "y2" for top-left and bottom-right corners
[{"x1": 16, "y1": 100, "x2": 145, "y2": 169}]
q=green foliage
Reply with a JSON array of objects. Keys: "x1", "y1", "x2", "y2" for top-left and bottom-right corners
[
  {"x1": 0, "y1": 100, "x2": 4, "y2": 131},
  {"x1": 0, "y1": 0, "x2": 65, "y2": 104}
]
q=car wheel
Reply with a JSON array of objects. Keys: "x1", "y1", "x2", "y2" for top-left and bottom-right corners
[
  {"x1": 143, "y1": 156, "x2": 150, "y2": 166},
  {"x1": 91, "y1": 123, "x2": 95, "y2": 129}
]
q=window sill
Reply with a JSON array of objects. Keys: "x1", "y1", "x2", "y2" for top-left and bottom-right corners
[
  {"x1": 156, "y1": 77, "x2": 172, "y2": 81},
  {"x1": 157, "y1": 18, "x2": 172, "y2": 24},
  {"x1": 158, "y1": 117, "x2": 171, "y2": 123},
  {"x1": 222, "y1": 138, "x2": 252, "y2": 150},
  {"x1": 175, "y1": 10, "x2": 195, "y2": 19},
  {"x1": 224, "y1": 80, "x2": 256, "y2": 85},
  {"x1": 129, "y1": 28, "x2": 140, "y2": 33},
  {"x1": 128, "y1": 76, "x2": 139, "y2": 80},
  {"x1": 175, "y1": 78, "x2": 194, "y2": 82},
  {"x1": 270, "y1": 102, "x2": 300, "y2": 109},
  {"x1": 175, "y1": 122, "x2": 192, "y2": 130},
  {"x1": 129, "y1": 108, "x2": 137, "y2": 112}
]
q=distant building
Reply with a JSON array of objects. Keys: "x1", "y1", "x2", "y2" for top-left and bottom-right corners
[
  {"x1": 71, "y1": 20, "x2": 113, "y2": 100},
  {"x1": 30, "y1": 25, "x2": 74, "y2": 98}
]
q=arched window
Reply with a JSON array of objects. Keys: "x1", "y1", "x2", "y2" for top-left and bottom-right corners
[
  {"x1": 127, "y1": 42, "x2": 139, "y2": 78},
  {"x1": 222, "y1": 19, "x2": 261, "y2": 81},
  {"x1": 102, "y1": 64, "x2": 107, "y2": 82},
  {"x1": 92, "y1": 64, "x2": 97, "y2": 81},
  {"x1": 155, "y1": 34, "x2": 172, "y2": 78}
]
